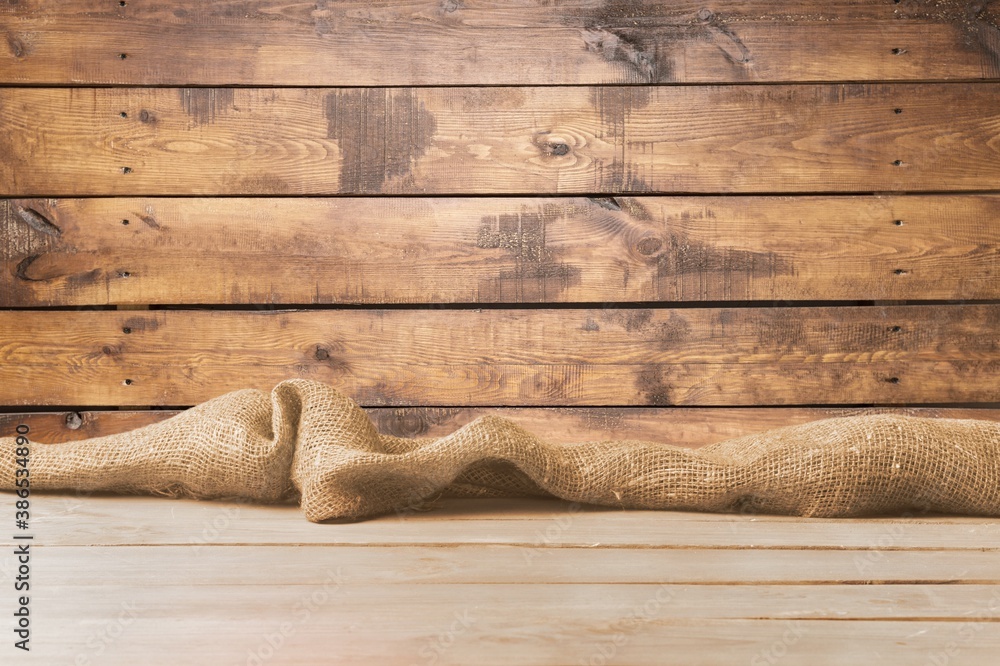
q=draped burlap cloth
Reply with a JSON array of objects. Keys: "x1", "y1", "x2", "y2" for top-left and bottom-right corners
[{"x1": 2, "y1": 379, "x2": 999, "y2": 521}]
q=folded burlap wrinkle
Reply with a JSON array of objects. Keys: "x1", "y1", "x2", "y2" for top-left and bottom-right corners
[{"x1": 2, "y1": 379, "x2": 998, "y2": 522}]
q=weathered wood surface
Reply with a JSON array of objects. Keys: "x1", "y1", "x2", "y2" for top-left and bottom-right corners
[
  {"x1": 5, "y1": 406, "x2": 1000, "y2": 444},
  {"x1": 2, "y1": 1, "x2": 999, "y2": 85},
  {"x1": 3, "y1": 84, "x2": 1000, "y2": 196},
  {"x1": 1, "y1": 306, "x2": 997, "y2": 406},
  {"x1": 3, "y1": 195, "x2": 999, "y2": 306},
  {"x1": 3, "y1": 3, "x2": 997, "y2": 664},
  {"x1": 3, "y1": 498, "x2": 996, "y2": 664}
]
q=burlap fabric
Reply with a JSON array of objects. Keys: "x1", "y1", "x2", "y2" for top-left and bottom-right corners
[{"x1": 2, "y1": 379, "x2": 999, "y2": 521}]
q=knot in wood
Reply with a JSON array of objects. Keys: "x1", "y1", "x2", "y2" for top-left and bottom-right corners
[
  {"x1": 549, "y1": 142, "x2": 570, "y2": 156},
  {"x1": 636, "y1": 236, "x2": 663, "y2": 257},
  {"x1": 398, "y1": 412, "x2": 428, "y2": 437},
  {"x1": 64, "y1": 412, "x2": 83, "y2": 430}
]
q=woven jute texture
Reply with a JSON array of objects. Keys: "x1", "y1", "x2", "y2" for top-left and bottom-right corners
[{"x1": 3, "y1": 379, "x2": 999, "y2": 522}]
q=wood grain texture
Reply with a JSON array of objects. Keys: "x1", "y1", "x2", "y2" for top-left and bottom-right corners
[
  {"x1": 14, "y1": 613, "x2": 1000, "y2": 666},
  {"x1": 3, "y1": 195, "x2": 999, "y2": 306},
  {"x1": 6, "y1": 406, "x2": 1000, "y2": 445},
  {"x1": 23, "y1": 545, "x2": 1000, "y2": 585},
  {"x1": 37, "y1": 582, "x2": 1000, "y2": 622},
  {"x1": 3, "y1": 84, "x2": 1000, "y2": 196},
  {"x1": 8, "y1": 497, "x2": 999, "y2": 664},
  {"x1": 1, "y1": 1, "x2": 999, "y2": 84},
  {"x1": 4, "y1": 3, "x2": 998, "y2": 664},
  {"x1": 25, "y1": 495, "x2": 1000, "y2": 547},
  {"x1": 1, "y1": 306, "x2": 997, "y2": 406}
]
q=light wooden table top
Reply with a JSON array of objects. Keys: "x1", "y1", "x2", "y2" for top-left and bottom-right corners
[{"x1": 3, "y1": 494, "x2": 999, "y2": 665}]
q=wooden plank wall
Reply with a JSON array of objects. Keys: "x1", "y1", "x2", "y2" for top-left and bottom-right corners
[{"x1": 2, "y1": 0, "x2": 1000, "y2": 445}]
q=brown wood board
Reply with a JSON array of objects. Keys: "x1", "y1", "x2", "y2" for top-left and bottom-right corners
[
  {"x1": 3, "y1": 195, "x2": 999, "y2": 306},
  {"x1": 3, "y1": 85, "x2": 1000, "y2": 196},
  {"x1": 2, "y1": 1, "x2": 999, "y2": 84},
  {"x1": 1, "y1": 306, "x2": 997, "y2": 406},
  {"x1": 4, "y1": 406, "x2": 1000, "y2": 445}
]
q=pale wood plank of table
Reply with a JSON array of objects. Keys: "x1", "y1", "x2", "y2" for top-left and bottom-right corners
[
  {"x1": 3, "y1": 495, "x2": 998, "y2": 664},
  {"x1": 26, "y1": 495, "x2": 1000, "y2": 548}
]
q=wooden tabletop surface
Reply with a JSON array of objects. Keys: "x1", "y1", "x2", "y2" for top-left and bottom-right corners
[{"x1": 1, "y1": 494, "x2": 996, "y2": 665}]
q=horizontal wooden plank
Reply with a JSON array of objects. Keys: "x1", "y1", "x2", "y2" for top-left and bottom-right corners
[
  {"x1": 26, "y1": 583, "x2": 1000, "y2": 623},
  {"x1": 1, "y1": 1, "x2": 998, "y2": 84},
  {"x1": 17, "y1": 360, "x2": 1000, "y2": 407},
  {"x1": 5, "y1": 406, "x2": 1000, "y2": 445},
  {"x1": 3, "y1": 84, "x2": 1000, "y2": 195},
  {"x1": 19, "y1": 492, "x2": 1000, "y2": 544},
  {"x1": 3, "y1": 195, "x2": 999, "y2": 306},
  {"x1": 13, "y1": 613, "x2": 1000, "y2": 666},
  {"x1": 25, "y1": 496, "x2": 1000, "y2": 547},
  {"x1": 15, "y1": 545, "x2": 1000, "y2": 585},
  {"x1": 1, "y1": 306, "x2": 997, "y2": 406},
  {"x1": 11, "y1": 531, "x2": 1000, "y2": 664}
]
